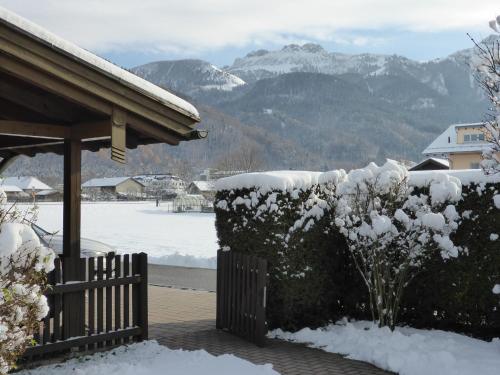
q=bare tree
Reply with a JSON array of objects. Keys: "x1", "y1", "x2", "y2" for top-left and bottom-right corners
[{"x1": 215, "y1": 141, "x2": 266, "y2": 172}]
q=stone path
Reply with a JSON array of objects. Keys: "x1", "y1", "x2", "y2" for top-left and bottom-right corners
[{"x1": 149, "y1": 286, "x2": 391, "y2": 375}]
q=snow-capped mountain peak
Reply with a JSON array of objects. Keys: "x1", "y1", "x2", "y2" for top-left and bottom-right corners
[{"x1": 131, "y1": 59, "x2": 245, "y2": 96}]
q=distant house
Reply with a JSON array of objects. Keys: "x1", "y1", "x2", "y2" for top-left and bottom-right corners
[
  {"x1": 199, "y1": 169, "x2": 247, "y2": 181},
  {"x1": 36, "y1": 189, "x2": 63, "y2": 202},
  {"x1": 187, "y1": 180, "x2": 216, "y2": 200},
  {"x1": 409, "y1": 158, "x2": 450, "y2": 171},
  {"x1": 1, "y1": 176, "x2": 53, "y2": 194},
  {"x1": 134, "y1": 173, "x2": 186, "y2": 198},
  {"x1": 82, "y1": 177, "x2": 145, "y2": 199},
  {"x1": 0, "y1": 185, "x2": 30, "y2": 201},
  {"x1": 422, "y1": 123, "x2": 491, "y2": 169}
]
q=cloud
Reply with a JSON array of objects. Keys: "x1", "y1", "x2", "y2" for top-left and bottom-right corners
[{"x1": 0, "y1": 0, "x2": 497, "y2": 54}]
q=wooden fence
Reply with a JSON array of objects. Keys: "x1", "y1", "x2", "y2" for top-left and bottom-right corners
[
  {"x1": 23, "y1": 252, "x2": 148, "y2": 360},
  {"x1": 216, "y1": 250, "x2": 268, "y2": 347}
]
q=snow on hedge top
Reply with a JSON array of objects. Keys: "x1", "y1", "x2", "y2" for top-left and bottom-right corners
[
  {"x1": 0, "y1": 6, "x2": 199, "y2": 121},
  {"x1": 408, "y1": 169, "x2": 500, "y2": 186},
  {"x1": 215, "y1": 170, "x2": 345, "y2": 194},
  {"x1": 216, "y1": 167, "x2": 498, "y2": 194}
]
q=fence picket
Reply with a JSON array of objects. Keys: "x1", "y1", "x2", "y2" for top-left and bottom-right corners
[
  {"x1": 123, "y1": 254, "x2": 130, "y2": 343},
  {"x1": 97, "y1": 256, "x2": 104, "y2": 349},
  {"x1": 87, "y1": 257, "x2": 95, "y2": 350}
]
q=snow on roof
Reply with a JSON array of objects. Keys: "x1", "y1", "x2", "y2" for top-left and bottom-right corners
[
  {"x1": 35, "y1": 189, "x2": 59, "y2": 196},
  {"x1": 1, "y1": 176, "x2": 52, "y2": 190},
  {"x1": 422, "y1": 123, "x2": 490, "y2": 156},
  {"x1": 410, "y1": 157, "x2": 450, "y2": 170},
  {"x1": 0, "y1": 185, "x2": 23, "y2": 193},
  {"x1": 0, "y1": 6, "x2": 199, "y2": 121},
  {"x1": 409, "y1": 169, "x2": 500, "y2": 186},
  {"x1": 191, "y1": 180, "x2": 216, "y2": 192},
  {"x1": 82, "y1": 177, "x2": 141, "y2": 188}
]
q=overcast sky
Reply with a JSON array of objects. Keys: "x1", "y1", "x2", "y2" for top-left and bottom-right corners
[{"x1": 0, "y1": 0, "x2": 498, "y2": 68}]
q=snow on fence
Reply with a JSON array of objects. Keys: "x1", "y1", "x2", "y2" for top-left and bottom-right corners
[{"x1": 23, "y1": 253, "x2": 148, "y2": 361}]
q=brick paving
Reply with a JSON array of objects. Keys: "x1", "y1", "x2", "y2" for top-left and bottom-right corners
[{"x1": 149, "y1": 286, "x2": 391, "y2": 375}]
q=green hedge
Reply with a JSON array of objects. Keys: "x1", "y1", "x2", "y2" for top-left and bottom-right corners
[{"x1": 215, "y1": 181, "x2": 500, "y2": 337}]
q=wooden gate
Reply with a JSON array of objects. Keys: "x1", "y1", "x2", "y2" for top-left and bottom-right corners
[
  {"x1": 23, "y1": 252, "x2": 148, "y2": 361},
  {"x1": 216, "y1": 250, "x2": 268, "y2": 347}
]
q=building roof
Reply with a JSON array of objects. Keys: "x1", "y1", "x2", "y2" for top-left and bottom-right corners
[
  {"x1": 190, "y1": 180, "x2": 216, "y2": 192},
  {"x1": 1, "y1": 176, "x2": 52, "y2": 190},
  {"x1": 0, "y1": 184, "x2": 23, "y2": 192},
  {"x1": 409, "y1": 157, "x2": 450, "y2": 171},
  {"x1": 82, "y1": 177, "x2": 143, "y2": 188},
  {"x1": 0, "y1": 7, "x2": 198, "y2": 121},
  {"x1": 36, "y1": 189, "x2": 60, "y2": 196},
  {"x1": 422, "y1": 123, "x2": 490, "y2": 156}
]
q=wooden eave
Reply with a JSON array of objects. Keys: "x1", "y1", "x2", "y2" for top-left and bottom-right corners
[{"x1": 0, "y1": 19, "x2": 201, "y2": 159}]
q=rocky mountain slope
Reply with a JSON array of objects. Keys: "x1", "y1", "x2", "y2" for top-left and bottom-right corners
[{"x1": 5, "y1": 36, "x2": 496, "y2": 181}]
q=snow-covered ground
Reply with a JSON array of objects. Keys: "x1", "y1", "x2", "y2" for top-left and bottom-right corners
[
  {"x1": 270, "y1": 320, "x2": 500, "y2": 375},
  {"x1": 19, "y1": 201, "x2": 218, "y2": 269},
  {"x1": 18, "y1": 340, "x2": 278, "y2": 375}
]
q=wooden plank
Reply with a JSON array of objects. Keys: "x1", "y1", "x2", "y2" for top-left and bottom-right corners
[
  {"x1": 0, "y1": 120, "x2": 68, "y2": 138},
  {"x1": 132, "y1": 253, "x2": 139, "y2": 337},
  {"x1": 235, "y1": 253, "x2": 242, "y2": 335},
  {"x1": 250, "y1": 256, "x2": 257, "y2": 343},
  {"x1": 138, "y1": 253, "x2": 148, "y2": 341},
  {"x1": 216, "y1": 250, "x2": 222, "y2": 329},
  {"x1": 96, "y1": 257, "x2": 104, "y2": 348},
  {"x1": 245, "y1": 255, "x2": 250, "y2": 337},
  {"x1": 106, "y1": 255, "x2": 113, "y2": 346},
  {"x1": 114, "y1": 254, "x2": 122, "y2": 346},
  {"x1": 42, "y1": 314, "x2": 50, "y2": 345},
  {"x1": 255, "y1": 258, "x2": 267, "y2": 347},
  {"x1": 123, "y1": 254, "x2": 130, "y2": 343},
  {"x1": 46, "y1": 276, "x2": 141, "y2": 294},
  {"x1": 53, "y1": 258, "x2": 62, "y2": 342},
  {"x1": 24, "y1": 327, "x2": 142, "y2": 357},
  {"x1": 88, "y1": 257, "x2": 95, "y2": 351}
]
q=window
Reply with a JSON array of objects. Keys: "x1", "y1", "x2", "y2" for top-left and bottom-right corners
[
  {"x1": 470, "y1": 162, "x2": 480, "y2": 169},
  {"x1": 463, "y1": 133, "x2": 485, "y2": 143}
]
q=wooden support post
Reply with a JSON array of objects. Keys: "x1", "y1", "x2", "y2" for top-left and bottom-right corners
[
  {"x1": 132, "y1": 253, "x2": 148, "y2": 341},
  {"x1": 62, "y1": 138, "x2": 85, "y2": 340}
]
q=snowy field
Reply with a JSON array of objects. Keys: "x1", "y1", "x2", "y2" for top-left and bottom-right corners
[
  {"x1": 270, "y1": 320, "x2": 500, "y2": 375},
  {"x1": 19, "y1": 201, "x2": 218, "y2": 269},
  {"x1": 18, "y1": 341, "x2": 279, "y2": 375}
]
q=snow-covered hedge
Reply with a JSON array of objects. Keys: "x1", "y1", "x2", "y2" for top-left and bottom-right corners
[
  {"x1": 0, "y1": 194, "x2": 55, "y2": 373},
  {"x1": 215, "y1": 165, "x2": 500, "y2": 335}
]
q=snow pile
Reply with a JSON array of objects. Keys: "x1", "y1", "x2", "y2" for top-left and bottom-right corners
[
  {"x1": 17, "y1": 340, "x2": 279, "y2": 375},
  {"x1": 0, "y1": 191, "x2": 55, "y2": 373},
  {"x1": 270, "y1": 320, "x2": 500, "y2": 375}
]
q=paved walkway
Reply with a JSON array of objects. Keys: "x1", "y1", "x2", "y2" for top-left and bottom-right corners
[{"x1": 149, "y1": 286, "x2": 391, "y2": 375}]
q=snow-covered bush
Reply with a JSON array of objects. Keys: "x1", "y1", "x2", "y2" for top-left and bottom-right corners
[
  {"x1": 0, "y1": 193, "x2": 55, "y2": 373},
  {"x1": 334, "y1": 161, "x2": 461, "y2": 329},
  {"x1": 473, "y1": 15, "x2": 500, "y2": 174},
  {"x1": 215, "y1": 168, "x2": 500, "y2": 336}
]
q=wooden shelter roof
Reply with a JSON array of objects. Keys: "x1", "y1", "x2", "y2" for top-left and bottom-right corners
[{"x1": 0, "y1": 6, "x2": 203, "y2": 161}]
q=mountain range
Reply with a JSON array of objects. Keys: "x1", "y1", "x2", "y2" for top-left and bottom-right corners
[{"x1": 5, "y1": 36, "x2": 496, "y2": 182}]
